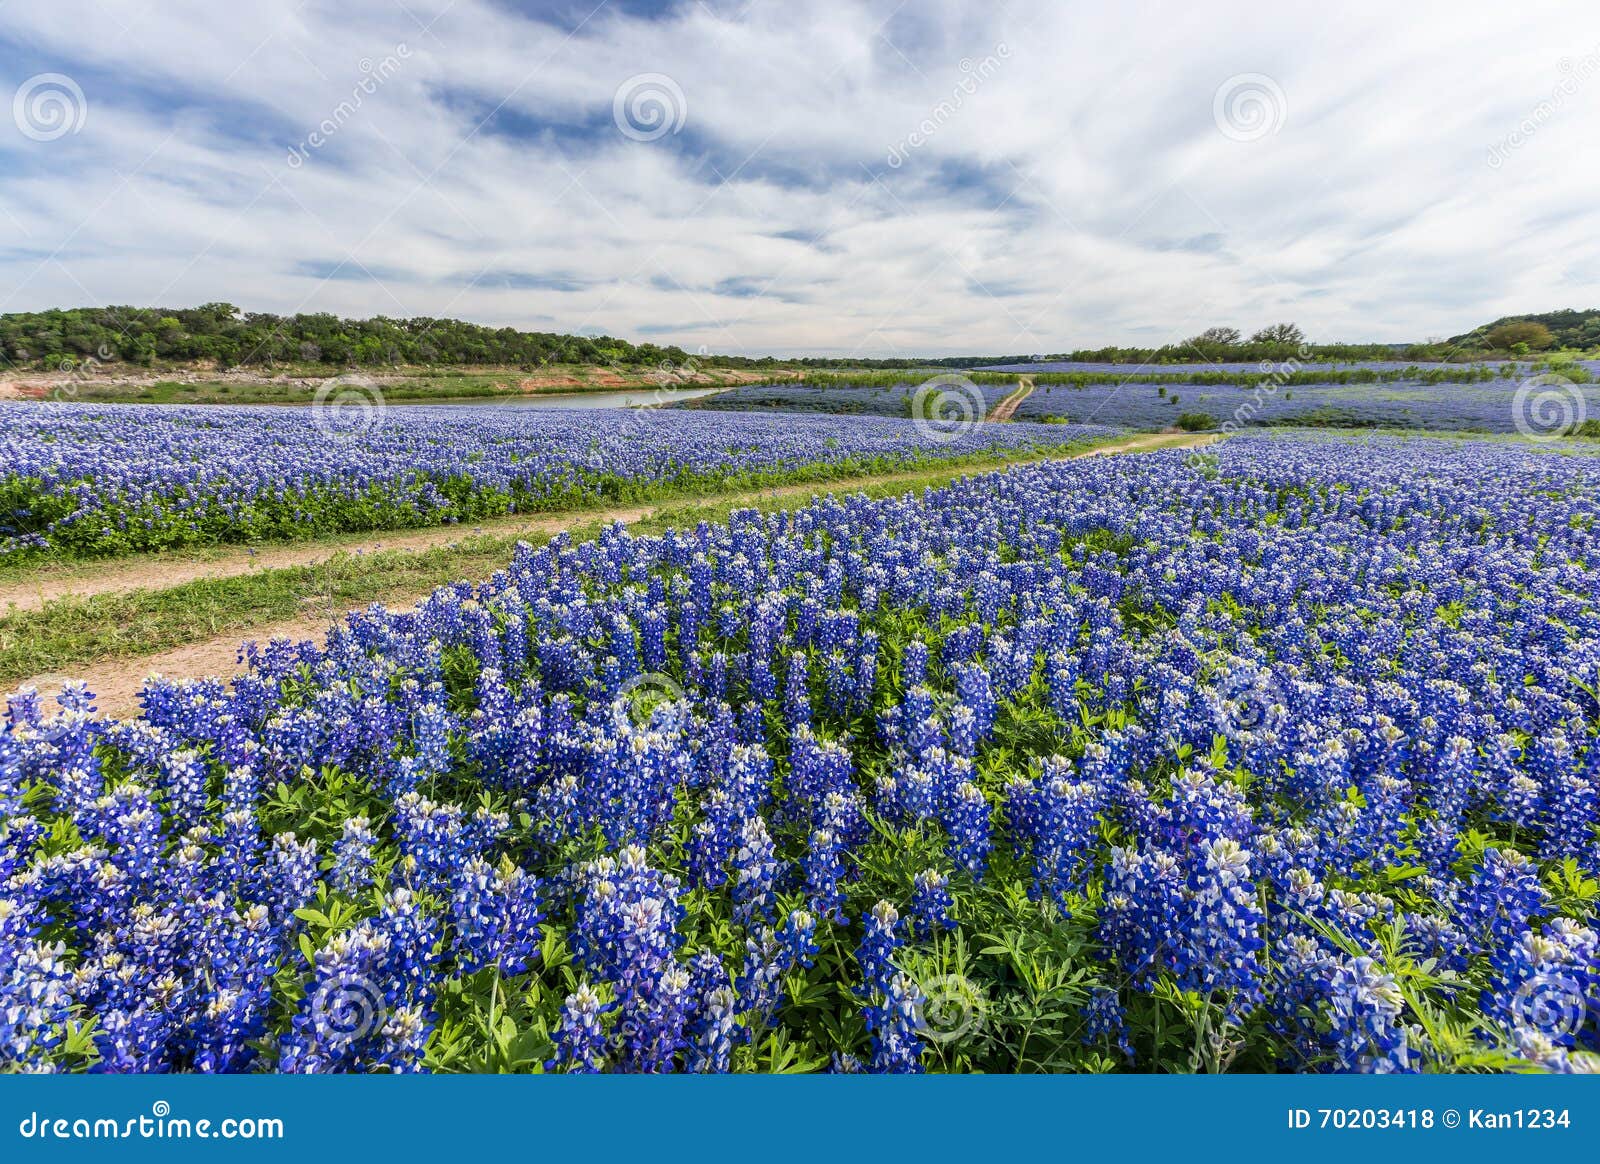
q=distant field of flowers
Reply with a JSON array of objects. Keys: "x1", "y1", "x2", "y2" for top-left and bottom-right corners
[
  {"x1": 979, "y1": 359, "x2": 1600, "y2": 376},
  {"x1": 0, "y1": 403, "x2": 1114, "y2": 560},
  {"x1": 4, "y1": 433, "x2": 1598, "y2": 1073},
  {"x1": 684, "y1": 372, "x2": 1600, "y2": 434}
]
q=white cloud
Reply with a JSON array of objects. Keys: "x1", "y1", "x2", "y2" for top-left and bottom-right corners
[{"x1": 1, "y1": 0, "x2": 1597, "y2": 355}]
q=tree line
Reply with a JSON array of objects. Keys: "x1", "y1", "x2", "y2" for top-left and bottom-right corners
[{"x1": 0, "y1": 305, "x2": 743, "y2": 371}]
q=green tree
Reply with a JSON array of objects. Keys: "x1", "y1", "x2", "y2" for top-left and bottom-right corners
[
  {"x1": 1250, "y1": 323, "x2": 1305, "y2": 345},
  {"x1": 1187, "y1": 326, "x2": 1241, "y2": 346},
  {"x1": 1485, "y1": 321, "x2": 1554, "y2": 350}
]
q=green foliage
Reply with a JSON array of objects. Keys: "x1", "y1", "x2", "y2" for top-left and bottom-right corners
[
  {"x1": 0, "y1": 304, "x2": 707, "y2": 371},
  {"x1": 1174, "y1": 412, "x2": 1217, "y2": 432},
  {"x1": 1485, "y1": 321, "x2": 1555, "y2": 351},
  {"x1": 1249, "y1": 322, "x2": 1306, "y2": 345},
  {"x1": 1453, "y1": 309, "x2": 1600, "y2": 352}
]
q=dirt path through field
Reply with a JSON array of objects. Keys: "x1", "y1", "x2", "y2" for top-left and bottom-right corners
[
  {"x1": 2, "y1": 433, "x2": 1210, "y2": 614},
  {"x1": 987, "y1": 377, "x2": 1034, "y2": 422},
  {"x1": 12, "y1": 433, "x2": 1216, "y2": 715}
]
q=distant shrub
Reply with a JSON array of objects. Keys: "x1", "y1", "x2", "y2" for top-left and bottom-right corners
[
  {"x1": 1175, "y1": 411, "x2": 1217, "y2": 432},
  {"x1": 1486, "y1": 321, "x2": 1554, "y2": 350}
]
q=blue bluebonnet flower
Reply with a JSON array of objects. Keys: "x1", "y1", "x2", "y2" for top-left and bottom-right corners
[
  {"x1": 685, "y1": 951, "x2": 740, "y2": 1073},
  {"x1": 731, "y1": 816, "x2": 779, "y2": 927},
  {"x1": 550, "y1": 985, "x2": 610, "y2": 1073},
  {"x1": 1082, "y1": 986, "x2": 1132, "y2": 1061},
  {"x1": 863, "y1": 971, "x2": 925, "y2": 1073},
  {"x1": 857, "y1": 901, "x2": 902, "y2": 997},
  {"x1": 1323, "y1": 956, "x2": 1416, "y2": 1072},
  {"x1": 332, "y1": 816, "x2": 378, "y2": 895},
  {"x1": 450, "y1": 857, "x2": 543, "y2": 976},
  {"x1": 910, "y1": 869, "x2": 953, "y2": 936}
]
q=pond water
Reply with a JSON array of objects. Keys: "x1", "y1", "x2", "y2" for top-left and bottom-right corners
[{"x1": 456, "y1": 385, "x2": 736, "y2": 409}]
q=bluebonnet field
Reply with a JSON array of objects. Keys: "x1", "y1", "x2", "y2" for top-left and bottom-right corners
[
  {"x1": 0, "y1": 403, "x2": 1110, "y2": 560},
  {"x1": 682, "y1": 373, "x2": 1600, "y2": 433},
  {"x1": 3, "y1": 432, "x2": 1598, "y2": 1073},
  {"x1": 1010, "y1": 378, "x2": 1600, "y2": 430},
  {"x1": 978, "y1": 360, "x2": 1600, "y2": 375}
]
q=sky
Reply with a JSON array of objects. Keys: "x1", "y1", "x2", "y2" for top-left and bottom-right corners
[{"x1": 2, "y1": 0, "x2": 1598, "y2": 357}]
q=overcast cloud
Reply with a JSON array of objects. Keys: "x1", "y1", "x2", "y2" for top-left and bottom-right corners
[{"x1": 2, "y1": 0, "x2": 1597, "y2": 355}]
